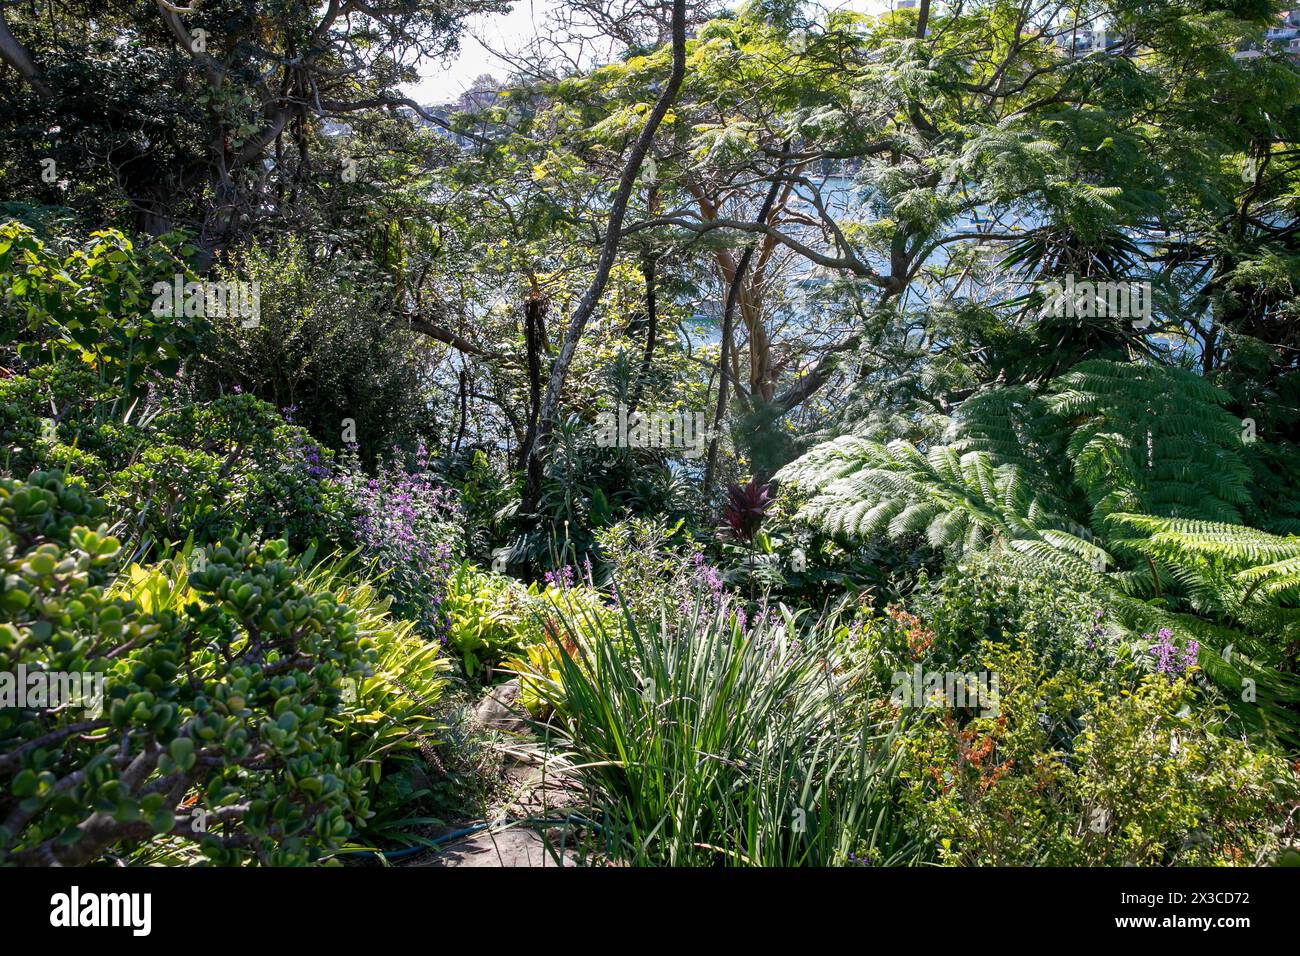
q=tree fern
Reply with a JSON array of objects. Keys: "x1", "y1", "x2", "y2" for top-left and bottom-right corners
[
  {"x1": 1112, "y1": 514, "x2": 1300, "y2": 615},
  {"x1": 1047, "y1": 360, "x2": 1251, "y2": 525},
  {"x1": 779, "y1": 358, "x2": 1299, "y2": 742},
  {"x1": 776, "y1": 436, "x2": 1106, "y2": 565}
]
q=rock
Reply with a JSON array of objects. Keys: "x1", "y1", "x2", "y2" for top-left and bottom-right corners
[{"x1": 473, "y1": 679, "x2": 529, "y2": 733}]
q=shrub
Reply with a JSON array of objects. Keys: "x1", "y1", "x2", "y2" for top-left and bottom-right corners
[
  {"x1": 0, "y1": 365, "x2": 347, "y2": 553},
  {"x1": 910, "y1": 554, "x2": 1138, "y2": 683},
  {"x1": 441, "y1": 564, "x2": 521, "y2": 681},
  {"x1": 1075, "y1": 676, "x2": 1300, "y2": 866},
  {"x1": 592, "y1": 516, "x2": 689, "y2": 621},
  {"x1": 334, "y1": 446, "x2": 462, "y2": 638},
  {"x1": 443, "y1": 561, "x2": 613, "y2": 689},
  {"x1": 884, "y1": 556, "x2": 1300, "y2": 865},
  {"x1": 0, "y1": 470, "x2": 444, "y2": 865},
  {"x1": 505, "y1": 578, "x2": 617, "y2": 717},
  {"x1": 190, "y1": 238, "x2": 442, "y2": 462},
  {"x1": 0, "y1": 221, "x2": 200, "y2": 402},
  {"x1": 286, "y1": 561, "x2": 450, "y2": 854},
  {"x1": 895, "y1": 645, "x2": 1300, "y2": 865}
]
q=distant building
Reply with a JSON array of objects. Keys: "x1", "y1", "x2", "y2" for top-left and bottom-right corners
[
  {"x1": 1234, "y1": 8, "x2": 1300, "y2": 61},
  {"x1": 1054, "y1": 9, "x2": 1300, "y2": 62},
  {"x1": 1056, "y1": 27, "x2": 1126, "y2": 58}
]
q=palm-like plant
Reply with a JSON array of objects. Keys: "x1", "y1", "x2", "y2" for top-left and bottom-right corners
[{"x1": 722, "y1": 477, "x2": 773, "y2": 543}]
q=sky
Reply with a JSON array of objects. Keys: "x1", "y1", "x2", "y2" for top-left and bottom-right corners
[
  {"x1": 404, "y1": 0, "x2": 557, "y2": 105},
  {"x1": 404, "y1": 1, "x2": 894, "y2": 106}
]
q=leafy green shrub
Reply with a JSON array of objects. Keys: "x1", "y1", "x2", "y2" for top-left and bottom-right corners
[
  {"x1": 593, "y1": 516, "x2": 689, "y2": 620},
  {"x1": 895, "y1": 646, "x2": 1300, "y2": 865},
  {"x1": 442, "y1": 564, "x2": 527, "y2": 681},
  {"x1": 1075, "y1": 676, "x2": 1299, "y2": 866},
  {"x1": 878, "y1": 556, "x2": 1300, "y2": 866},
  {"x1": 0, "y1": 364, "x2": 349, "y2": 553},
  {"x1": 0, "y1": 221, "x2": 200, "y2": 401},
  {"x1": 447, "y1": 449, "x2": 516, "y2": 564},
  {"x1": 910, "y1": 556, "x2": 1136, "y2": 683},
  {"x1": 190, "y1": 238, "x2": 442, "y2": 463},
  {"x1": 0, "y1": 470, "x2": 443, "y2": 865},
  {"x1": 505, "y1": 582, "x2": 617, "y2": 718},
  {"x1": 442, "y1": 562, "x2": 613, "y2": 688},
  {"x1": 284, "y1": 561, "x2": 450, "y2": 854}
]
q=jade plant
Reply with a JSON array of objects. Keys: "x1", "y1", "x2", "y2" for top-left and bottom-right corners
[{"x1": 0, "y1": 470, "x2": 413, "y2": 865}]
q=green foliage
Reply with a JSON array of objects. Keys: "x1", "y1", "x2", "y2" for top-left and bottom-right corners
[
  {"x1": 530, "y1": 595, "x2": 920, "y2": 866},
  {"x1": 886, "y1": 558, "x2": 1299, "y2": 865},
  {"x1": 2, "y1": 0, "x2": 1299, "y2": 870},
  {"x1": 510, "y1": 413, "x2": 701, "y2": 571},
  {"x1": 447, "y1": 450, "x2": 515, "y2": 563},
  {"x1": 288, "y1": 561, "x2": 450, "y2": 854},
  {"x1": 780, "y1": 359, "x2": 1254, "y2": 554},
  {"x1": 776, "y1": 436, "x2": 1059, "y2": 554},
  {"x1": 0, "y1": 362, "x2": 348, "y2": 554},
  {"x1": 191, "y1": 239, "x2": 444, "y2": 462},
  {"x1": 897, "y1": 650, "x2": 1300, "y2": 865},
  {"x1": 1047, "y1": 360, "x2": 1251, "y2": 525},
  {"x1": 0, "y1": 470, "x2": 445, "y2": 865},
  {"x1": 0, "y1": 221, "x2": 199, "y2": 401},
  {"x1": 592, "y1": 516, "x2": 690, "y2": 621},
  {"x1": 442, "y1": 564, "x2": 526, "y2": 681},
  {"x1": 779, "y1": 358, "x2": 1300, "y2": 741},
  {"x1": 332, "y1": 447, "x2": 462, "y2": 638},
  {"x1": 442, "y1": 562, "x2": 613, "y2": 687}
]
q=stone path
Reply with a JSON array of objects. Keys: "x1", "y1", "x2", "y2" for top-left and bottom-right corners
[
  {"x1": 421, "y1": 826, "x2": 577, "y2": 867},
  {"x1": 411, "y1": 680, "x2": 586, "y2": 868}
]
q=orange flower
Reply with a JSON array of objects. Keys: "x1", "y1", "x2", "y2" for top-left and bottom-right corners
[{"x1": 886, "y1": 604, "x2": 935, "y2": 658}]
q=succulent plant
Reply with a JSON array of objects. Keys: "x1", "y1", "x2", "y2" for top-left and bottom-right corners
[{"x1": 0, "y1": 470, "x2": 437, "y2": 866}]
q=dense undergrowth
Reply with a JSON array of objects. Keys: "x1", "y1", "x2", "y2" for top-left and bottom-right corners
[{"x1": 3, "y1": 0, "x2": 1300, "y2": 868}]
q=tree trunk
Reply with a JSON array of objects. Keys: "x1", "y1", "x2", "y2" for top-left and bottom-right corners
[
  {"x1": 518, "y1": 0, "x2": 688, "y2": 515},
  {"x1": 627, "y1": 252, "x2": 658, "y2": 416},
  {"x1": 517, "y1": 294, "x2": 549, "y2": 469},
  {"x1": 702, "y1": 162, "x2": 789, "y2": 498}
]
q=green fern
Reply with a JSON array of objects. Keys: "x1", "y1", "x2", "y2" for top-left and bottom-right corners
[
  {"x1": 778, "y1": 358, "x2": 1300, "y2": 744},
  {"x1": 1047, "y1": 360, "x2": 1251, "y2": 525},
  {"x1": 783, "y1": 438, "x2": 1041, "y2": 553},
  {"x1": 1112, "y1": 514, "x2": 1300, "y2": 616}
]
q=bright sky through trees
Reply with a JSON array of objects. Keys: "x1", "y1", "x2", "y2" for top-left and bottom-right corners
[{"x1": 406, "y1": 0, "x2": 892, "y2": 103}]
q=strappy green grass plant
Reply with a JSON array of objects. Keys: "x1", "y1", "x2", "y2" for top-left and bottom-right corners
[{"x1": 522, "y1": 593, "x2": 921, "y2": 867}]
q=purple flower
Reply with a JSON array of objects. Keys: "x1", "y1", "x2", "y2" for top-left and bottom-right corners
[
  {"x1": 1147, "y1": 629, "x2": 1197, "y2": 678},
  {"x1": 546, "y1": 564, "x2": 574, "y2": 589},
  {"x1": 334, "y1": 449, "x2": 463, "y2": 640}
]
